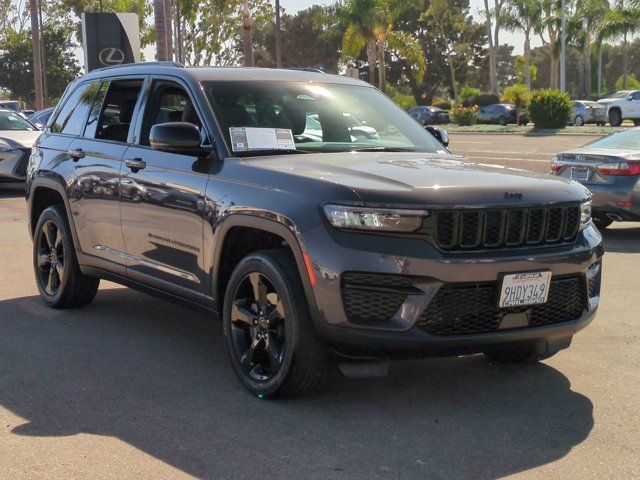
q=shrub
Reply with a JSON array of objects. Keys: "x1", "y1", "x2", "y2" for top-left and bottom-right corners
[
  {"x1": 502, "y1": 84, "x2": 530, "y2": 124},
  {"x1": 459, "y1": 91, "x2": 500, "y2": 108},
  {"x1": 451, "y1": 104, "x2": 478, "y2": 126},
  {"x1": 614, "y1": 74, "x2": 640, "y2": 90},
  {"x1": 458, "y1": 86, "x2": 481, "y2": 103},
  {"x1": 528, "y1": 89, "x2": 572, "y2": 129},
  {"x1": 387, "y1": 84, "x2": 417, "y2": 110},
  {"x1": 433, "y1": 100, "x2": 452, "y2": 111}
]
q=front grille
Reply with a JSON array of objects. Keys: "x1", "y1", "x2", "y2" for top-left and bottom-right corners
[
  {"x1": 341, "y1": 273, "x2": 416, "y2": 325},
  {"x1": 417, "y1": 275, "x2": 587, "y2": 336},
  {"x1": 12, "y1": 149, "x2": 30, "y2": 177},
  {"x1": 433, "y1": 204, "x2": 581, "y2": 251}
]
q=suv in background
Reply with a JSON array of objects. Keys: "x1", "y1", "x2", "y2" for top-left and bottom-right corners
[
  {"x1": 477, "y1": 103, "x2": 528, "y2": 125},
  {"x1": 407, "y1": 106, "x2": 451, "y2": 126},
  {"x1": 26, "y1": 63, "x2": 603, "y2": 397},
  {"x1": 602, "y1": 90, "x2": 640, "y2": 127}
]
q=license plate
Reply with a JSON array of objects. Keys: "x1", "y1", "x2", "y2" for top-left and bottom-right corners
[
  {"x1": 499, "y1": 271, "x2": 552, "y2": 308},
  {"x1": 571, "y1": 167, "x2": 590, "y2": 182}
]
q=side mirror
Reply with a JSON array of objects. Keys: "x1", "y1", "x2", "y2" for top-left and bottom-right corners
[
  {"x1": 149, "y1": 122, "x2": 202, "y2": 152},
  {"x1": 425, "y1": 125, "x2": 449, "y2": 147},
  {"x1": 627, "y1": 95, "x2": 634, "y2": 101}
]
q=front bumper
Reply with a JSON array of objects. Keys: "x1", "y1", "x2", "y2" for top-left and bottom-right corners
[
  {"x1": 303, "y1": 223, "x2": 604, "y2": 357},
  {"x1": 0, "y1": 148, "x2": 30, "y2": 182}
]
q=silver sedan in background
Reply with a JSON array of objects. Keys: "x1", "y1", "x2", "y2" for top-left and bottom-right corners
[
  {"x1": 551, "y1": 128, "x2": 640, "y2": 228},
  {"x1": 570, "y1": 100, "x2": 607, "y2": 126}
]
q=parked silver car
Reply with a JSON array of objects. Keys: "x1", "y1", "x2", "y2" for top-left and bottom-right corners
[
  {"x1": 570, "y1": 101, "x2": 607, "y2": 126},
  {"x1": 551, "y1": 128, "x2": 640, "y2": 228},
  {"x1": 0, "y1": 109, "x2": 41, "y2": 183}
]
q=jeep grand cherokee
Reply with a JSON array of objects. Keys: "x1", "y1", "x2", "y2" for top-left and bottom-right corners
[{"x1": 26, "y1": 63, "x2": 603, "y2": 397}]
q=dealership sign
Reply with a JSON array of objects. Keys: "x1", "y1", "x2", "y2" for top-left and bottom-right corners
[{"x1": 81, "y1": 12, "x2": 141, "y2": 72}]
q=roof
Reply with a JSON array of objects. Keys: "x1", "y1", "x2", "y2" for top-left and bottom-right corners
[{"x1": 81, "y1": 62, "x2": 371, "y2": 87}]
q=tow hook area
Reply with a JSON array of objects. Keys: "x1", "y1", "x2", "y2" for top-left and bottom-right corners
[{"x1": 336, "y1": 354, "x2": 390, "y2": 379}]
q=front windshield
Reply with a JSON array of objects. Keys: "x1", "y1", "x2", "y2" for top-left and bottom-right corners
[
  {"x1": 204, "y1": 81, "x2": 446, "y2": 155},
  {"x1": 0, "y1": 111, "x2": 36, "y2": 131},
  {"x1": 587, "y1": 129, "x2": 640, "y2": 150}
]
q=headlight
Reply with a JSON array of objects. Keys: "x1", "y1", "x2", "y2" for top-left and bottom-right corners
[
  {"x1": 580, "y1": 200, "x2": 592, "y2": 229},
  {"x1": 323, "y1": 204, "x2": 427, "y2": 232}
]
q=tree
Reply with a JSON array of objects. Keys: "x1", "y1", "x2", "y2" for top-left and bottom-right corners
[
  {"x1": 0, "y1": 27, "x2": 81, "y2": 106},
  {"x1": 502, "y1": 83, "x2": 529, "y2": 123},
  {"x1": 504, "y1": 0, "x2": 542, "y2": 90},
  {"x1": 340, "y1": 0, "x2": 424, "y2": 91},
  {"x1": 29, "y1": 0, "x2": 44, "y2": 109},
  {"x1": 154, "y1": 0, "x2": 168, "y2": 60},
  {"x1": 599, "y1": 0, "x2": 640, "y2": 89},
  {"x1": 422, "y1": 0, "x2": 482, "y2": 100},
  {"x1": 538, "y1": 0, "x2": 569, "y2": 89},
  {"x1": 483, "y1": 0, "x2": 508, "y2": 94}
]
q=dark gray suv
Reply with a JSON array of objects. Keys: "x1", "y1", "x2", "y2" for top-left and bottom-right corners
[{"x1": 26, "y1": 63, "x2": 603, "y2": 397}]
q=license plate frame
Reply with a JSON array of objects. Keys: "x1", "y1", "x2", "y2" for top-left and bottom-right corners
[
  {"x1": 498, "y1": 271, "x2": 552, "y2": 309},
  {"x1": 571, "y1": 166, "x2": 590, "y2": 182}
]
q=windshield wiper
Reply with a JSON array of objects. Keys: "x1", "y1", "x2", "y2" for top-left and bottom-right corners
[{"x1": 351, "y1": 146, "x2": 416, "y2": 152}]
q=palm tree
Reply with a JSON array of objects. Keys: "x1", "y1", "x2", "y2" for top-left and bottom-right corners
[
  {"x1": 483, "y1": 0, "x2": 507, "y2": 94},
  {"x1": 241, "y1": 0, "x2": 254, "y2": 67},
  {"x1": 504, "y1": 0, "x2": 542, "y2": 90},
  {"x1": 29, "y1": 0, "x2": 43, "y2": 109},
  {"x1": 599, "y1": 0, "x2": 640, "y2": 89},
  {"x1": 340, "y1": 0, "x2": 423, "y2": 92},
  {"x1": 154, "y1": 0, "x2": 168, "y2": 60},
  {"x1": 569, "y1": 0, "x2": 609, "y2": 98},
  {"x1": 539, "y1": 0, "x2": 565, "y2": 89}
]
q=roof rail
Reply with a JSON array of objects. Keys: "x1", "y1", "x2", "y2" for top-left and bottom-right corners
[{"x1": 92, "y1": 61, "x2": 185, "y2": 72}]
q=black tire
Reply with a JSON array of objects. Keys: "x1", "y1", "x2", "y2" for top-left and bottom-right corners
[
  {"x1": 498, "y1": 115, "x2": 507, "y2": 126},
  {"x1": 223, "y1": 249, "x2": 328, "y2": 398},
  {"x1": 484, "y1": 345, "x2": 556, "y2": 364},
  {"x1": 609, "y1": 109, "x2": 622, "y2": 127},
  {"x1": 593, "y1": 215, "x2": 613, "y2": 230},
  {"x1": 33, "y1": 205, "x2": 100, "y2": 308},
  {"x1": 574, "y1": 115, "x2": 584, "y2": 126},
  {"x1": 634, "y1": 119, "x2": 640, "y2": 126}
]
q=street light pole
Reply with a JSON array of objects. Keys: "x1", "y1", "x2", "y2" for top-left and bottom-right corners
[
  {"x1": 560, "y1": 0, "x2": 566, "y2": 92},
  {"x1": 275, "y1": 0, "x2": 282, "y2": 68}
]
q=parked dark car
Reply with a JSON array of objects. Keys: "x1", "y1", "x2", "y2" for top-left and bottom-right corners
[
  {"x1": 551, "y1": 128, "x2": 640, "y2": 228},
  {"x1": 26, "y1": 63, "x2": 602, "y2": 397},
  {"x1": 477, "y1": 103, "x2": 528, "y2": 125},
  {"x1": 407, "y1": 106, "x2": 451, "y2": 125},
  {"x1": 29, "y1": 107, "x2": 56, "y2": 129}
]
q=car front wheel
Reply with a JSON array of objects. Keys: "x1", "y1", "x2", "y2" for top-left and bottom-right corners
[
  {"x1": 609, "y1": 110, "x2": 622, "y2": 127},
  {"x1": 223, "y1": 249, "x2": 328, "y2": 398},
  {"x1": 33, "y1": 205, "x2": 100, "y2": 308},
  {"x1": 574, "y1": 115, "x2": 584, "y2": 126}
]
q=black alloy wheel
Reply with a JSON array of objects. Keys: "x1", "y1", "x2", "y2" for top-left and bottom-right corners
[
  {"x1": 36, "y1": 219, "x2": 65, "y2": 296},
  {"x1": 229, "y1": 272, "x2": 286, "y2": 381},
  {"x1": 33, "y1": 205, "x2": 100, "y2": 308},
  {"x1": 223, "y1": 250, "x2": 328, "y2": 398}
]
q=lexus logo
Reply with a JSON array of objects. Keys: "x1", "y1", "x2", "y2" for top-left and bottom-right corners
[{"x1": 98, "y1": 47, "x2": 125, "y2": 66}]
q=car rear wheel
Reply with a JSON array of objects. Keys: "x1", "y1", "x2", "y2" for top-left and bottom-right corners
[
  {"x1": 484, "y1": 344, "x2": 557, "y2": 364},
  {"x1": 223, "y1": 249, "x2": 328, "y2": 398},
  {"x1": 498, "y1": 115, "x2": 507, "y2": 126},
  {"x1": 633, "y1": 119, "x2": 640, "y2": 126},
  {"x1": 33, "y1": 205, "x2": 100, "y2": 308},
  {"x1": 609, "y1": 110, "x2": 622, "y2": 127},
  {"x1": 574, "y1": 115, "x2": 584, "y2": 126}
]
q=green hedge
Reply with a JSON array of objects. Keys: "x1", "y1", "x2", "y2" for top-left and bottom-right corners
[
  {"x1": 528, "y1": 89, "x2": 572, "y2": 129},
  {"x1": 451, "y1": 105, "x2": 478, "y2": 126},
  {"x1": 460, "y1": 93, "x2": 500, "y2": 108}
]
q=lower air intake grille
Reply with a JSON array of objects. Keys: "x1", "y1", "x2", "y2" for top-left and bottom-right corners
[
  {"x1": 417, "y1": 275, "x2": 586, "y2": 336},
  {"x1": 12, "y1": 149, "x2": 30, "y2": 177}
]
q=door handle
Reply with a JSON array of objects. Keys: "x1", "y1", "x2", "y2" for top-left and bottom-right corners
[
  {"x1": 125, "y1": 158, "x2": 147, "y2": 172},
  {"x1": 68, "y1": 148, "x2": 85, "y2": 161}
]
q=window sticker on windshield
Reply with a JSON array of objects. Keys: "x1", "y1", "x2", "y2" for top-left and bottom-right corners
[{"x1": 230, "y1": 127, "x2": 296, "y2": 152}]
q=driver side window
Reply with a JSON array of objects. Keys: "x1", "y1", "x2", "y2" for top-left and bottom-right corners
[{"x1": 140, "y1": 81, "x2": 204, "y2": 146}]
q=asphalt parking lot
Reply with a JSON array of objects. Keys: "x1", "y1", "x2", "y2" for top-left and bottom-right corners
[{"x1": 1, "y1": 134, "x2": 639, "y2": 479}]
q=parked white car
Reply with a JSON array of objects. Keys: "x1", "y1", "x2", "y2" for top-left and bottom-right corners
[{"x1": 599, "y1": 90, "x2": 640, "y2": 126}]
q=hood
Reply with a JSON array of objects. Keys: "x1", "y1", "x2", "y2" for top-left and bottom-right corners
[
  {"x1": 0, "y1": 130, "x2": 41, "y2": 148},
  {"x1": 246, "y1": 152, "x2": 590, "y2": 207}
]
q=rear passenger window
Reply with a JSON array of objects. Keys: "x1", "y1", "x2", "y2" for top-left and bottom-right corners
[
  {"x1": 94, "y1": 79, "x2": 143, "y2": 143},
  {"x1": 50, "y1": 81, "x2": 100, "y2": 135}
]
